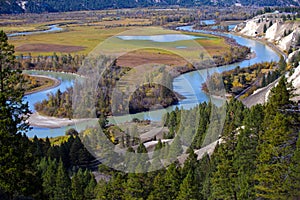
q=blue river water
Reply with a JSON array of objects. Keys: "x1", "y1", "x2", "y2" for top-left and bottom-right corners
[
  {"x1": 24, "y1": 71, "x2": 75, "y2": 112},
  {"x1": 8, "y1": 25, "x2": 62, "y2": 37},
  {"x1": 24, "y1": 25, "x2": 280, "y2": 138},
  {"x1": 117, "y1": 34, "x2": 206, "y2": 42},
  {"x1": 172, "y1": 25, "x2": 279, "y2": 109}
]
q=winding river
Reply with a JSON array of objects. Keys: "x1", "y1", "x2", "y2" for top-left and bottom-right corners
[
  {"x1": 24, "y1": 25, "x2": 280, "y2": 138},
  {"x1": 8, "y1": 25, "x2": 62, "y2": 37}
]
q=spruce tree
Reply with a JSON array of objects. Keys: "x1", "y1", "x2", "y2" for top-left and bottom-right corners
[
  {"x1": 284, "y1": 132, "x2": 300, "y2": 199},
  {"x1": 176, "y1": 171, "x2": 197, "y2": 200},
  {"x1": 278, "y1": 56, "x2": 287, "y2": 73},
  {"x1": 263, "y1": 24, "x2": 267, "y2": 33},
  {"x1": 123, "y1": 173, "x2": 145, "y2": 200},
  {"x1": 54, "y1": 159, "x2": 71, "y2": 200},
  {"x1": 210, "y1": 100, "x2": 244, "y2": 200},
  {"x1": 255, "y1": 77, "x2": 295, "y2": 199},
  {"x1": 71, "y1": 169, "x2": 85, "y2": 200},
  {"x1": 84, "y1": 177, "x2": 97, "y2": 200},
  {"x1": 42, "y1": 158, "x2": 58, "y2": 200},
  {"x1": 255, "y1": 113, "x2": 292, "y2": 199},
  {"x1": 147, "y1": 172, "x2": 168, "y2": 200},
  {"x1": 0, "y1": 30, "x2": 37, "y2": 199}
]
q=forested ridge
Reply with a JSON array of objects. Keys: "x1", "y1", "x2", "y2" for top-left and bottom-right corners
[{"x1": 1, "y1": 0, "x2": 299, "y2": 14}]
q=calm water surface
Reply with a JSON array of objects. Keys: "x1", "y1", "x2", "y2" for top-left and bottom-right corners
[
  {"x1": 8, "y1": 25, "x2": 62, "y2": 37},
  {"x1": 117, "y1": 34, "x2": 206, "y2": 42}
]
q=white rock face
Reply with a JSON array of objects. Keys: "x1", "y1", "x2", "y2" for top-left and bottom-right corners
[
  {"x1": 288, "y1": 63, "x2": 300, "y2": 101},
  {"x1": 240, "y1": 20, "x2": 260, "y2": 36},
  {"x1": 236, "y1": 13, "x2": 300, "y2": 103},
  {"x1": 288, "y1": 49, "x2": 300, "y2": 63},
  {"x1": 239, "y1": 18, "x2": 270, "y2": 37},
  {"x1": 235, "y1": 13, "x2": 300, "y2": 52},
  {"x1": 265, "y1": 22, "x2": 283, "y2": 41},
  {"x1": 278, "y1": 30, "x2": 300, "y2": 51}
]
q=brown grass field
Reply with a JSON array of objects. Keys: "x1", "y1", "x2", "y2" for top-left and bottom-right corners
[
  {"x1": 117, "y1": 50, "x2": 188, "y2": 67},
  {"x1": 16, "y1": 43, "x2": 85, "y2": 53}
]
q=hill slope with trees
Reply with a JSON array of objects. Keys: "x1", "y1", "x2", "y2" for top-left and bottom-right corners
[{"x1": 0, "y1": 0, "x2": 299, "y2": 14}]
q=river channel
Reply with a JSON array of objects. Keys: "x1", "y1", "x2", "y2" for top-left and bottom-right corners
[{"x1": 23, "y1": 25, "x2": 279, "y2": 138}]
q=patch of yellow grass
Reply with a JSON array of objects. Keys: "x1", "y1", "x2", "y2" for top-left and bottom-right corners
[
  {"x1": 1, "y1": 23, "x2": 48, "y2": 33},
  {"x1": 9, "y1": 26, "x2": 131, "y2": 56},
  {"x1": 48, "y1": 135, "x2": 70, "y2": 146}
]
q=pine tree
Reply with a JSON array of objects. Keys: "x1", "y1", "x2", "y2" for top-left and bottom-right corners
[
  {"x1": 269, "y1": 20, "x2": 273, "y2": 28},
  {"x1": 211, "y1": 139, "x2": 237, "y2": 200},
  {"x1": 0, "y1": 30, "x2": 30, "y2": 134},
  {"x1": 210, "y1": 100, "x2": 243, "y2": 200},
  {"x1": 278, "y1": 56, "x2": 287, "y2": 73},
  {"x1": 42, "y1": 158, "x2": 57, "y2": 200},
  {"x1": 123, "y1": 173, "x2": 146, "y2": 200},
  {"x1": 263, "y1": 24, "x2": 267, "y2": 33},
  {"x1": 176, "y1": 171, "x2": 197, "y2": 200},
  {"x1": 54, "y1": 159, "x2": 71, "y2": 200},
  {"x1": 255, "y1": 113, "x2": 292, "y2": 199},
  {"x1": 234, "y1": 127, "x2": 258, "y2": 200},
  {"x1": 84, "y1": 176, "x2": 97, "y2": 200},
  {"x1": 262, "y1": 74, "x2": 267, "y2": 87},
  {"x1": 0, "y1": 30, "x2": 37, "y2": 199},
  {"x1": 168, "y1": 135, "x2": 183, "y2": 162},
  {"x1": 71, "y1": 169, "x2": 85, "y2": 200},
  {"x1": 95, "y1": 172, "x2": 125, "y2": 199},
  {"x1": 198, "y1": 154, "x2": 214, "y2": 200},
  {"x1": 232, "y1": 105, "x2": 263, "y2": 199},
  {"x1": 163, "y1": 162, "x2": 181, "y2": 199},
  {"x1": 267, "y1": 77, "x2": 291, "y2": 114},
  {"x1": 255, "y1": 78, "x2": 295, "y2": 199},
  {"x1": 147, "y1": 172, "x2": 168, "y2": 200},
  {"x1": 284, "y1": 132, "x2": 300, "y2": 199}
]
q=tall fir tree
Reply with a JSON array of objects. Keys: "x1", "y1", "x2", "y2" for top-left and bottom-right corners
[
  {"x1": 176, "y1": 170, "x2": 198, "y2": 200},
  {"x1": 284, "y1": 132, "x2": 300, "y2": 199},
  {"x1": 42, "y1": 158, "x2": 58, "y2": 200},
  {"x1": 54, "y1": 159, "x2": 71, "y2": 200},
  {"x1": 255, "y1": 77, "x2": 296, "y2": 199},
  {"x1": 0, "y1": 30, "x2": 39, "y2": 199},
  {"x1": 71, "y1": 168, "x2": 85, "y2": 200}
]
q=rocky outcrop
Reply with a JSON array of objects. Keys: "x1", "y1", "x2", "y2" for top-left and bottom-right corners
[
  {"x1": 242, "y1": 80, "x2": 278, "y2": 108},
  {"x1": 288, "y1": 63, "x2": 300, "y2": 101},
  {"x1": 288, "y1": 49, "x2": 300, "y2": 63},
  {"x1": 265, "y1": 22, "x2": 283, "y2": 41},
  {"x1": 239, "y1": 20, "x2": 266, "y2": 37},
  {"x1": 235, "y1": 13, "x2": 300, "y2": 52},
  {"x1": 278, "y1": 30, "x2": 300, "y2": 51}
]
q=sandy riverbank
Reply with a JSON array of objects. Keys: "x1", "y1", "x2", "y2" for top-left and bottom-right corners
[{"x1": 27, "y1": 112, "x2": 96, "y2": 129}]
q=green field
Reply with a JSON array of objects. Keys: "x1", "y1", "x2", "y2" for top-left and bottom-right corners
[{"x1": 5, "y1": 23, "x2": 229, "y2": 58}]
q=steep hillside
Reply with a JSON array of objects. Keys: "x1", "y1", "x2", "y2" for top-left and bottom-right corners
[
  {"x1": 0, "y1": 0, "x2": 299, "y2": 14},
  {"x1": 235, "y1": 13, "x2": 300, "y2": 52}
]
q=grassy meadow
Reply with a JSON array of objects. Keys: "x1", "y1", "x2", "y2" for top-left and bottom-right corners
[{"x1": 2, "y1": 16, "x2": 230, "y2": 60}]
